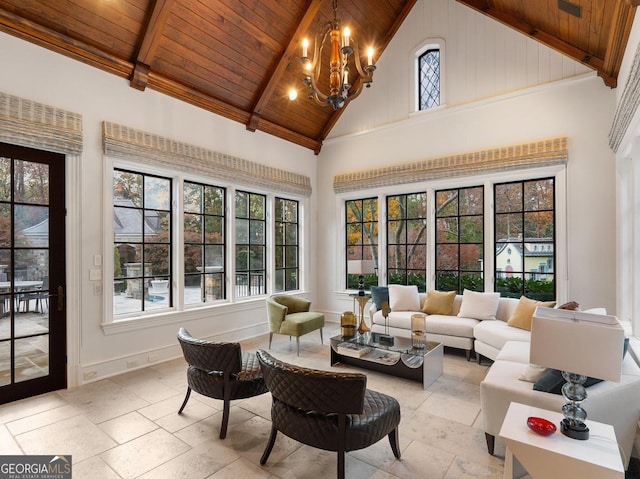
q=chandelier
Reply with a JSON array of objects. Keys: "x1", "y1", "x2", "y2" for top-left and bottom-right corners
[{"x1": 292, "y1": 0, "x2": 376, "y2": 110}]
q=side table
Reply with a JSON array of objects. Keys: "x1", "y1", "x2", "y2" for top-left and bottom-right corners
[
  {"x1": 499, "y1": 402, "x2": 624, "y2": 479},
  {"x1": 350, "y1": 293, "x2": 371, "y2": 333}
]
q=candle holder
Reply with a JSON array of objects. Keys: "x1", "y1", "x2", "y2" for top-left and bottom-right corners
[
  {"x1": 411, "y1": 313, "x2": 427, "y2": 349},
  {"x1": 340, "y1": 311, "x2": 357, "y2": 337}
]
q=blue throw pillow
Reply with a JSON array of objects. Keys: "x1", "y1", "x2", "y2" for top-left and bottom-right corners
[{"x1": 370, "y1": 286, "x2": 389, "y2": 310}]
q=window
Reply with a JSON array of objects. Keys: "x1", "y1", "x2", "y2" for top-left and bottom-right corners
[
  {"x1": 387, "y1": 193, "x2": 427, "y2": 291},
  {"x1": 419, "y1": 48, "x2": 440, "y2": 110},
  {"x1": 435, "y1": 186, "x2": 484, "y2": 293},
  {"x1": 274, "y1": 197, "x2": 299, "y2": 292},
  {"x1": 346, "y1": 198, "x2": 378, "y2": 290},
  {"x1": 235, "y1": 190, "x2": 266, "y2": 297},
  {"x1": 183, "y1": 181, "x2": 226, "y2": 304},
  {"x1": 113, "y1": 169, "x2": 172, "y2": 315},
  {"x1": 494, "y1": 178, "x2": 555, "y2": 300}
]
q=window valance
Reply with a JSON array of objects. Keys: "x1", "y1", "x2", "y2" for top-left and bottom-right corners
[
  {"x1": 0, "y1": 92, "x2": 83, "y2": 154},
  {"x1": 609, "y1": 42, "x2": 640, "y2": 153},
  {"x1": 333, "y1": 137, "x2": 568, "y2": 194},
  {"x1": 103, "y1": 122, "x2": 312, "y2": 197}
]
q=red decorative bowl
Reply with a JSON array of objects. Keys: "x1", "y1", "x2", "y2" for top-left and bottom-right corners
[{"x1": 527, "y1": 417, "x2": 556, "y2": 436}]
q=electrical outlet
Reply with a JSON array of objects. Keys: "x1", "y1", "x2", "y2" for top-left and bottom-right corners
[
  {"x1": 94, "y1": 283, "x2": 102, "y2": 295},
  {"x1": 83, "y1": 370, "x2": 97, "y2": 380},
  {"x1": 126, "y1": 359, "x2": 139, "y2": 369},
  {"x1": 148, "y1": 353, "x2": 159, "y2": 363}
]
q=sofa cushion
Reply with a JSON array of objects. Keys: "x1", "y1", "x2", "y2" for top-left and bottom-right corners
[
  {"x1": 474, "y1": 319, "x2": 530, "y2": 351},
  {"x1": 421, "y1": 290, "x2": 456, "y2": 315},
  {"x1": 370, "y1": 286, "x2": 389, "y2": 310},
  {"x1": 457, "y1": 290, "x2": 500, "y2": 320},
  {"x1": 425, "y1": 314, "x2": 479, "y2": 338},
  {"x1": 506, "y1": 296, "x2": 556, "y2": 331},
  {"x1": 388, "y1": 284, "x2": 420, "y2": 311}
]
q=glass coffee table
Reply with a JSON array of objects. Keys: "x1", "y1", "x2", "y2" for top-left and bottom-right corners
[{"x1": 330, "y1": 333, "x2": 443, "y2": 388}]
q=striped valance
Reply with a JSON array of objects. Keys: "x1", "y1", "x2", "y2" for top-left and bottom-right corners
[
  {"x1": 103, "y1": 122, "x2": 312, "y2": 197},
  {"x1": 0, "y1": 92, "x2": 83, "y2": 154},
  {"x1": 609, "y1": 41, "x2": 640, "y2": 153},
  {"x1": 333, "y1": 137, "x2": 568, "y2": 194}
]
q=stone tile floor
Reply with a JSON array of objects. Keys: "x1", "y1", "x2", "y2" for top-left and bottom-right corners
[{"x1": 0, "y1": 323, "x2": 548, "y2": 478}]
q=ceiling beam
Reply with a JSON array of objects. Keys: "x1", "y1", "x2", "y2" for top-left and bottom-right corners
[
  {"x1": 455, "y1": 0, "x2": 615, "y2": 87},
  {"x1": 603, "y1": 0, "x2": 637, "y2": 87},
  {"x1": 131, "y1": 0, "x2": 175, "y2": 91},
  {"x1": 0, "y1": 7, "x2": 132, "y2": 79},
  {"x1": 319, "y1": 0, "x2": 419, "y2": 144},
  {"x1": 247, "y1": 0, "x2": 324, "y2": 132}
]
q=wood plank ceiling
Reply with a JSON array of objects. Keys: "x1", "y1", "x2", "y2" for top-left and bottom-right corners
[{"x1": 0, "y1": 0, "x2": 635, "y2": 154}]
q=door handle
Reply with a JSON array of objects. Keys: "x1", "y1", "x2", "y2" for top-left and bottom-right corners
[{"x1": 47, "y1": 286, "x2": 65, "y2": 312}]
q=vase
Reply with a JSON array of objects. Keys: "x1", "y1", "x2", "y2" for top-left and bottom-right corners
[{"x1": 411, "y1": 313, "x2": 426, "y2": 349}]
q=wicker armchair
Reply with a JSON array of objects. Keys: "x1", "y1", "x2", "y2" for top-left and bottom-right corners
[
  {"x1": 176, "y1": 328, "x2": 268, "y2": 439},
  {"x1": 256, "y1": 349, "x2": 401, "y2": 479}
]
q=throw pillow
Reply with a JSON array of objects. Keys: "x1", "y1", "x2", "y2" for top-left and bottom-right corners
[
  {"x1": 507, "y1": 296, "x2": 557, "y2": 331},
  {"x1": 388, "y1": 284, "x2": 420, "y2": 311},
  {"x1": 518, "y1": 364, "x2": 548, "y2": 383},
  {"x1": 421, "y1": 289, "x2": 456, "y2": 315},
  {"x1": 370, "y1": 286, "x2": 389, "y2": 310},
  {"x1": 457, "y1": 289, "x2": 500, "y2": 320}
]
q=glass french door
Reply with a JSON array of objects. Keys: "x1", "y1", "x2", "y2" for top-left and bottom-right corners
[{"x1": 0, "y1": 142, "x2": 66, "y2": 404}]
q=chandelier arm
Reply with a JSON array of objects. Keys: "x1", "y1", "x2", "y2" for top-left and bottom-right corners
[
  {"x1": 309, "y1": 73, "x2": 328, "y2": 103},
  {"x1": 350, "y1": 37, "x2": 374, "y2": 82},
  {"x1": 343, "y1": 81, "x2": 365, "y2": 104}
]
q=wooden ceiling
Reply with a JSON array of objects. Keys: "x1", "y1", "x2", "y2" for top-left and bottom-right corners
[{"x1": 0, "y1": 0, "x2": 636, "y2": 154}]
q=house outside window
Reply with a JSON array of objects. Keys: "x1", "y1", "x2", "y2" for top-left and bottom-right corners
[
  {"x1": 274, "y1": 197, "x2": 299, "y2": 292},
  {"x1": 235, "y1": 190, "x2": 266, "y2": 297},
  {"x1": 419, "y1": 48, "x2": 440, "y2": 110},
  {"x1": 387, "y1": 192, "x2": 427, "y2": 291},
  {"x1": 183, "y1": 181, "x2": 226, "y2": 304},
  {"x1": 435, "y1": 186, "x2": 484, "y2": 293},
  {"x1": 494, "y1": 178, "x2": 555, "y2": 301},
  {"x1": 113, "y1": 169, "x2": 172, "y2": 315},
  {"x1": 346, "y1": 198, "x2": 378, "y2": 290}
]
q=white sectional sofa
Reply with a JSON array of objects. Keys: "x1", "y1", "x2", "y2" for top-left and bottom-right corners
[
  {"x1": 481, "y1": 341, "x2": 640, "y2": 469},
  {"x1": 369, "y1": 288, "x2": 523, "y2": 361}
]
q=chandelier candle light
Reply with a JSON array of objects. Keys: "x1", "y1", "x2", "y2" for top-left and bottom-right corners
[{"x1": 293, "y1": 0, "x2": 376, "y2": 110}]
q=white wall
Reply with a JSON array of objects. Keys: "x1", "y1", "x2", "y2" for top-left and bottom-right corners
[
  {"x1": 317, "y1": 0, "x2": 617, "y2": 320},
  {"x1": 0, "y1": 32, "x2": 317, "y2": 385}
]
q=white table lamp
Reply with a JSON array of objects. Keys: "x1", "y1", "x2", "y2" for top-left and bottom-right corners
[
  {"x1": 347, "y1": 260, "x2": 375, "y2": 296},
  {"x1": 529, "y1": 307, "x2": 624, "y2": 440}
]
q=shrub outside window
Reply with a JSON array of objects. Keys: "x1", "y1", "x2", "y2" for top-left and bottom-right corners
[
  {"x1": 346, "y1": 198, "x2": 378, "y2": 290},
  {"x1": 387, "y1": 193, "x2": 428, "y2": 291},
  {"x1": 494, "y1": 178, "x2": 555, "y2": 301},
  {"x1": 435, "y1": 186, "x2": 484, "y2": 293}
]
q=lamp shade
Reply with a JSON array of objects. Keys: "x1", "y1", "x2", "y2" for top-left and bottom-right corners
[
  {"x1": 529, "y1": 307, "x2": 624, "y2": 382},
  {"x1": 347, "y1": 260, "x2": 375, "y2": 275}
]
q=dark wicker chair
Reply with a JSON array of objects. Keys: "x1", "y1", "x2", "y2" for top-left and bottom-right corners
[
  {"x1": 177, "y1": 328, "x2": 268, "y2": 439},
  {"x1": 256, "y1": 349, "x2": 401, "y2": 479}
]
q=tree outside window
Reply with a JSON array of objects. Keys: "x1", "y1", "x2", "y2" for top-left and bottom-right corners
[
  {"x1": 184, "y1": 181, "x2": 225, "y2": 304},
  {"x1": 387, "y1": 193, "x2": 427, "y2": 291},
  {"x1": 113, "y1": 169, "x2": 172, "y2": 315},
  {"x1": 494, "y1": 178, "x2": 555, "y2": 300},
  {"x1": 435, "y1": 186, "x2": 484, "y2": 293},
  {"x1": 346, "y1": 198, "x2": 378, "y2": 290},
  {"x1": 275, "y1": 198, "x2": 299, "y2": 292},
  {"x1": 235, "y1": 191, "x2": 266, "y2": 297}
]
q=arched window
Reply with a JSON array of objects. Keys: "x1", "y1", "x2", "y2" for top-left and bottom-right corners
[{"x1": 418, "y1": 48, "x2": 440, "y2": 110}]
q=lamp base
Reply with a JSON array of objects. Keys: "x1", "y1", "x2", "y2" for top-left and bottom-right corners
[{"x1": 560, "y1": 419, "x2": 589, "y2": 440}]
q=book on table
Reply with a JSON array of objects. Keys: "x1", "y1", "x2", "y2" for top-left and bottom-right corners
[{"x1": 337, "y1": 342, "x2": 372, "y2": 358}]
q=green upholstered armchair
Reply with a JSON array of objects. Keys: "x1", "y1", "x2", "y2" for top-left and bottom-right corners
[{"x1": 266, "y1": 295, "x2": 325, "y2": 356}]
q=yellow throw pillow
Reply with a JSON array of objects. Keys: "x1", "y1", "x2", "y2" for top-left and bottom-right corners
[
  {"x1": 421, "y1": 290, "x2": 457, "y2": 315},
  {"x1": 507, "y1": 296, "x2": 556, "y2": 331}
]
